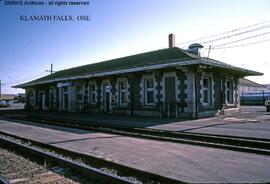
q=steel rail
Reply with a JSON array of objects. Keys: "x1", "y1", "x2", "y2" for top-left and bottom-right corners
[
  {"x1": 0, "y1": 136, "x2": 134, "y2": 184},
  {"x1": 7, "y1": 114, "x2": 270, "y2": 156},
  {"x1": 0, "y1": 130, "x2": 182, "y2": 184},
  {"x1": 0, "y1": 176, "x2": 10, "y2": 184}
]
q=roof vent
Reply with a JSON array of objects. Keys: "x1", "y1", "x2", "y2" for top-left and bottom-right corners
[{"x1": 187, "y1": 43, "x2": 204, "y2": 56}]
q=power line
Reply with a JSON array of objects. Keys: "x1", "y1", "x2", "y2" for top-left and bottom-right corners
[
  {"x1": 178, "y1": 19, "x2": 270, "y2": 45},
  {"x1": 0, "y1": 65, "x2": 37, "y2": 73},
  {"x1": 212, "y1": 31, "x2": 270, "y2": 48},
  {"x1": 3, "y1": 72, "x2": 48, "y2": 86},
  {"x1": 0, "y1": 68, "x2": 19, "y2": 85},
  {"x1": 211, "y1": 38, "x2": 270, "y2": 50},
  {"x1": 200, "y1": 24, "x2": 270, "y2": 44}
]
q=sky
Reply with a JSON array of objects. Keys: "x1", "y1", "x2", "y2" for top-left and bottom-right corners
[{"x1": 0, "y1": 0, "x2": 270, "y2": 94}]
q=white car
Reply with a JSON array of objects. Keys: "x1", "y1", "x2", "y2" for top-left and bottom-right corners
[
  {"x1": 0, "y1": 100, "x2": 8, "y2": 107},
  {"x1": 265, "y1": 100, "x2": 270, "y2": 112}
]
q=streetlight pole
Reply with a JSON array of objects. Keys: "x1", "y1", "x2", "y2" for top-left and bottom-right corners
[
  {"x1": 0, "y1": 80, "x2": 6, "y2": 99},
  {"x1": 262, "y1": 90, "x2": 265, "y2": 104}
]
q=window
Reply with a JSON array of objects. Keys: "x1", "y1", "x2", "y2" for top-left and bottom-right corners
[
  {"x1": 144, "y1": 78, "x2": 154, "y2": 105},
  {"x1": 76, "y1": 85, "x2": 83, "y2": 102},
  {"x1": 226, "y1": 80, "x2": 233, "y2": 104},
  {"x1": 202, "y1": 77, "x2": 212, "y2": 105},
  {"x1": 89, "y1": 82, "x2": 96, "y2": 104},
  {"x1": 118, "y1": 80, "x2": 128, "y2": 105},
  {"x1": 63, "y1": 86, "x2": 69, "y2": 93}
]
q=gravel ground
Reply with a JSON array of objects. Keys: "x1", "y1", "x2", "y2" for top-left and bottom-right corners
[
  {"x1": 0, "y1": 147, "x2": 80, "y2": 184},
  {"x1": 0, "y1": 133, "x2": 141, "y2": 184}
]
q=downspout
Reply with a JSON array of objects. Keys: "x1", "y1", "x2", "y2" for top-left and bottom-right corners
[
  {"x1": 129, "y1": 75, "x2": 134, "y2": 116},
  {"x1": 194, "y1": 67, "x2": 198, "y2": 119}
]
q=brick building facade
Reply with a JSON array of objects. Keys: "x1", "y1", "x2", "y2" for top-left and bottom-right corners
[{"x1": 16, "y1": 34, "x2": 262, "y2": 118}]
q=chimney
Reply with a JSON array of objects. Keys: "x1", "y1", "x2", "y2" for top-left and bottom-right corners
[{"x1": 168, "y1": 33, "x2": 175, "y2": 48}]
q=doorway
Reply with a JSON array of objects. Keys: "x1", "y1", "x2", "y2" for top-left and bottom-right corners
[
  {"x1": 62, "y1": 86, "x2": 69, "y2": 111},
  {"x1": 38, "y1": 92, "x2": 46, "y2": 111},
  {"x1": 164, "y1": 76, "x2": 177, "y2": 117},
  {"x1": 103, "y1": 81, "x2": 111, "y2": 112}
]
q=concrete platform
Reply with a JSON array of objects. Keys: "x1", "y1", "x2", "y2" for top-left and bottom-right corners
[
  {"x1": 2, "y1": 106, "x2": 270, "y2": 140},
  {"x1": 0, "y1": 119, "x2": 270, "y2": 183},
  {"x1": 150, "y1": 106, "x2": 270, "y2": 140}
]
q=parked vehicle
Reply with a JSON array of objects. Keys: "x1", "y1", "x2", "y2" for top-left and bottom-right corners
[
  {"x1": 266, "y1": 100, "x2": 270, "y2": 112},
  {"x1": 0, "y1": 100, "x2": 8, "y2": 107}
]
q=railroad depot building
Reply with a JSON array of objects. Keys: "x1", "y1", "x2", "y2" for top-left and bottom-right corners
[{"x1": 15, "y1": 34, "x2": 262, "y2": 118}]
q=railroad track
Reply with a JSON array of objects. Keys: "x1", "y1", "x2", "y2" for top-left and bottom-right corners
[
  {"x1": 0, "y1": 135, "x2": 134, "y2": 184},
  {"x1": 6, "y1": 113, "x2": 270, "y2": 156},
  {"x1": 0, "y1": 147, "x2": 79, "y2": 184},
  {"x1": 0, "y1": 130, "x2": 181, "y2": 184},
  {"x1": 0, "y1": 176, "x2": 9, "y2": 184}
]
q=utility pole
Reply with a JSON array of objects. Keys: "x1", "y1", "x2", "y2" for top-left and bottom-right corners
[
  {"x1": 207, "y1": 45, "x2": 212, "y2": 58},
  {"x1": 0, "y1": 80, "x2": 4, "y2": 99},
  {"x1": 45, "y1": 63, "x2": 54, "y2": 74}
]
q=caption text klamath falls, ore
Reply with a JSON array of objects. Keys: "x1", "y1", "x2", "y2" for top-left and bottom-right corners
[{"x1": 20, "y1": 15, "x2": 91, "y2": 22}]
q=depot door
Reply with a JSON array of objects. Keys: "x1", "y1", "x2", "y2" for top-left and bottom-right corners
[
  {"x1": 62, "y1": 86, "x2": 69, "y2": 111},
  {"x1": 164, "y1": 76, "x2": 176, "y2": 117},
  {"x1": 39, "y1": 93, "x2": 43, "y2": 111},
  {"x1": 103, "y1": 82, "x2": 111, "y2": 112}
]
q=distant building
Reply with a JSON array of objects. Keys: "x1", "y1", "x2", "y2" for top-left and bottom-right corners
[
  {"x1": 239, "y1": 78, "x2": 267, "y2": 95},
  {"x1": 262, "y1": 84, "x2": 270, "y2": 91},
  {"x1": 239, "y1": 78, "x2": 270, "y2": 105},
  {"x1": 0, "y1": 94, "x2": 16, "y2": 101},
  {"x1": 0, "y1": 94, "x2": 16, "y2": 107},
  {"x1": 15, "y1": 34, "x2": 262, "y2": 118}
]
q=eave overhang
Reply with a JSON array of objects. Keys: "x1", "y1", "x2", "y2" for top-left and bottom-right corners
[{"x1": 14, "y1": 58, "x2": 262, "y2": 89}]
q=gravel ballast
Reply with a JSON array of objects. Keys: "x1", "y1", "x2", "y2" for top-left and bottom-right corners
[{"x1": 0, "y1": 147, "x2": 80, "y2": 184}]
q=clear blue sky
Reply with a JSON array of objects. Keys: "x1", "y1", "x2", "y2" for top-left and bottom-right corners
[{"x1": 0, "y1": 0, "x2": 270, "y2": 94}]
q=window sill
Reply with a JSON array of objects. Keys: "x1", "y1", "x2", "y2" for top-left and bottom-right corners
[
  {"x1": 202, "y1": 103, "x2": 214, "y2": 108},
  {"x1": 202, "y1": 103, "x2": 211, "y2": 106},
  {"x1": 119, "y1": 104, "x2": 128, "y2": 108},
  {"x1": 225, "y1": 103, "x2": 235, "y2": 108},
  {"x1": 142, "y1": 105, "x2": 156, "y2": 109}
]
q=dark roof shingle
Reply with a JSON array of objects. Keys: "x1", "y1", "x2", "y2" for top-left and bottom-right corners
[{"x1": 15, "y1": 47, "x2": 262, "y2": 88}]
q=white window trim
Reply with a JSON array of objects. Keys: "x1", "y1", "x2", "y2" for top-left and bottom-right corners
[
  {"x1": 101, "y1": 79, "x2": 112, "y2": 111},
  {"x1": 49, "y1": 87, "x2": 56, "y2": 107},
  {"x1": 27, "y1": 89, "x2": 36, "y2": 107},
  {"x1": 88, "y1": 81, "x2": 97, "y2": 104},
  {"x1": 117, "y1": 78, "x2": 129, "y2": 106},
  {"x1": 225, "y1": 77, "x2": 234, "y2": 105},
  {"x1": 201, "y1": 72, "x2": 213, "y2": 107},
  {"x1": 143, "y1": 74, "x2": 155, "y2": 106}
]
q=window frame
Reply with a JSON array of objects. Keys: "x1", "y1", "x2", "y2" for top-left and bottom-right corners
[
  {"x1": 201, "y1": 74, "x2": 213, "y2": 106},
  {"x1": 118, "y1": 79, "x2": 129, "y2": 106},
  {"x1": 144, "y1": 77, "x2": 155, "y2": 106}
]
